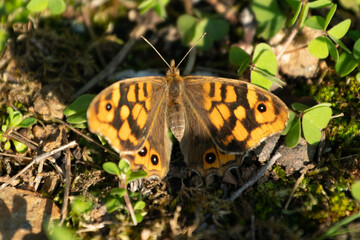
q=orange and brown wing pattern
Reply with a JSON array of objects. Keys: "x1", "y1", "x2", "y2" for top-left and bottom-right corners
[
  {"x1": 121, "y1": 97, "x2": 172, "y2": 178},
  {"x1": 180, "y1": 99, "x2": 243, "y2": 176},
  {"x1": 183, "y1": 76, "x2": 289, "y2": 154},
  {"x1": 87, "y1": 76, "x2": 167, "y2": 154}
]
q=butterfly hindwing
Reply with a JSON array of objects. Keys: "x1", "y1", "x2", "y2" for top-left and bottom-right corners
[
  {"x1": 122, "y1": 97, "x2": 172, "y2": 178},
  {"x1": 180, "y1": 99, "x2": 242, "y2": 176}
]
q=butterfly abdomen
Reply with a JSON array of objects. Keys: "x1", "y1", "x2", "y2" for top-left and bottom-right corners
[{"x1": 167, "y1": 78, "x2": 186, "y2": 142}]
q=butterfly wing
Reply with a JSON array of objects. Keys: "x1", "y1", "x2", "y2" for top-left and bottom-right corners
[
  {"x1": 181, "y1": 76, "x2": 288, "y2": 175},
  {"x1": 180, "y1": 97, "x2": 243, "y2": 176},
  {"x1": 87, "y1": 76, "x2": 167, "y2": 153},
  {"x1": 121, "y1": 97, "x2": 172, "y2": 178}
]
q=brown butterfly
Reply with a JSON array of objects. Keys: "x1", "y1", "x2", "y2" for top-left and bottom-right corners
[{"x1": 87, "y1": 41, "x2": 289, "y2": 179}]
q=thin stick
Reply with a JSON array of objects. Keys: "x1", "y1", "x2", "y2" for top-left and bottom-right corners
[
  {"x1": 0, "y1": 152, "x2": 32, "y2": 160},
  {"x1": 284, "y1": 168, "x2": 308, "y2": 210},
  {"x1": 276, "y1": 26, "x2": 300, "y2": 61},
  {"x1": 60, "y1": 134, "x2": 72, "y2": 224},
  {"x1": 0, "y1": 141, "x2": 77, "y2": 190},
  {"x1": 229, "y1": 152, "x2": 281, "y2": 201}
]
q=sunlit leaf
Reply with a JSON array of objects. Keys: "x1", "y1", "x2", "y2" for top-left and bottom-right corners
[
  {"x1": 328, "y1": 19, "x2": 351, "y2": 39},
  {"x1": 308, "y1": 0, "x2": 333, "y2": 8},
  {"x1": 303, "y1": 105, "x2": 332, "y2": 129},
  {"x1": 324, "y1": 4, "x2": 337, "y2": 29},
  {"x1": 308, "y1": 36, "x2": 329, "y2": 59},
  {"x1": 103, "y1": 162, "x2": 120, "y2": 176},
  {"x1": 48, "y1": 0, "x2": 65, "y2": 14},
  {"x1": 126, "y1": 170, "x2": 148, "y2": 184},
  {"x1": 27, "y1": 0, "x2": 48, "y2": 12},
  {"x1": 305, "y1": 15, "x2": 325, "y2": 30},
  {"x1": 134, "y1": 200, "x2": 146, "y2": 210},
  {"x1": 12, "y1": 139, "x2": 27, "y2": 153},
  {"x1": 302, "y1": 118, "x2": 322, "y2": 145}
]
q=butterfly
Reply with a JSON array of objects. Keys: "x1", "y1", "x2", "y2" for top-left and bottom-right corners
[{"x1": 87, "y1": 51, "x2": 289, "y2": 179}]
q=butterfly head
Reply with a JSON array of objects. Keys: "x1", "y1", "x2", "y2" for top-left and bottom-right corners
[{"x1": 166, "y1": 59, "x2": 180, "y2": 78}]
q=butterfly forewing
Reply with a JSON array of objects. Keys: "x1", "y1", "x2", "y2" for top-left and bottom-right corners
[
  {"x1": 183, "y1": 76, "x2": 289, "y2": 154},
  {"x1": 87, "y1": 76, "x2": 168, "y2": 154}
]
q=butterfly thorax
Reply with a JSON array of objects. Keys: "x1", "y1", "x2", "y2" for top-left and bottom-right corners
[{"x1": 166, "y1": 60, "x2": 186, "y2": 142}]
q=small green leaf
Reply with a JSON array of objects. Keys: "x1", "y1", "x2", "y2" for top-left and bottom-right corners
[
  {"x1": 12, "y1": 139, "x2": 28, "y2": 153},
  {"x1": 66, "y1": 114, "x2": 88, "y2": 124},
  {"x1": 126, "y1": 170, "x2": 148, "y2": 184},
  {"x1": 133, "y1": 200, "x2": 146, "y2": 210},
  {"x1": 328, "y1": 34, "x2": 351, "y2": 53},
  {"x1": 110, "y1": 188, "x2": 127, "y2": 197},
  {"x1": 7, "y1": 107, "x2": 14, "y2": 120},
  {"x1": 285, "y1": 116, "x2": 301, "y2": 148},
  {"x1": 105, "y1": 198, "x2": 121, "y2": 213},
  {"x1": 353, "y1": 39, "x2": 360, "y2": 60},
  {"x1": 282, "y1": 111, "x2": 296, "y2": 135},
  {"x1": 71, "y1": 196, "x2": 94, "y2": 215},
  {"x1": 27, "y1": 0, "x2": 48, "y2": 12},
  {"x1": 303, "y1": 106, "x2": 332, "y2": 129},
  {"x1": 4, "y1": 140, "x2": 11, "y2": 150},
  {"x1": 291, "y1": 103, "x2": 310, "y2": 112},
  {"x1": 118, "y1": 159, "x2": 130, "y2": 172},
  {"x1": 328, "y1": 19, "x2": 351, "y2": 39},
  {"x1": 308, "y1": 36, "x2": 329, "y2": 59},
  {"x1": 135, "y1": 212, "x2": 143, "y2": 223},
  {"x1": 177, "y1": 14, "x2": 197, "y2": 45},
  {"x1": 11, "y1": 112, "x2": 23, "y2": 128},
  {"x1": 48, "y1": 0, "x2": 65, "y2": 14},
  {"x1": 251, "y1": 43, "x2": 277, "y2": 89},
  {"x1": 308, "y1": 0, "x2": 333, "y2": 8},
  {"x1": 103, "y1": 162, "x2": 120, "y2": 176},
  {"x1": 351, "y1": 181, "x2": 360, "y2": 201},
  {"x1": 335, "y1": 52, "x2": 358, "y2": 77},
  {"x1": 302, "y1": 118, "x2": 322, "y2": 145},
  {"x1": 287, "y1": 0, "x2": 302, "y2": 26},
  {"x1": 1, "y1": 124, "x2": 8, "y2": 132},
  {"x1": 18, "y1": 117, "x2": 37, "y2": 128},
  {"x1": 63, "y1": 94, "x2": 94, "y2": 117},
  {"x1": 324, "y1": 4, "x2": 337, "y2": 30},
  {"x1": 305, "y1": 16, "x2": 326, "y2": 30},
  {"x1": 229, "y1": 46, "x2": 251, "y2": 75},
  {"x1": 325, "y1": 37, "x2": 339, "y2": 62}
]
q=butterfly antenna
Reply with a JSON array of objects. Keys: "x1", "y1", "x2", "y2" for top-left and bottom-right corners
[
  {"x1": 140, "y1": 36, "x2": 171, "y2": 69},
  {"x1": 176, "y1": 32, "x2": 207, "y2": 70}
]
